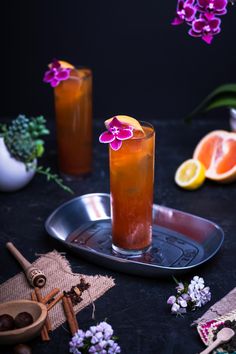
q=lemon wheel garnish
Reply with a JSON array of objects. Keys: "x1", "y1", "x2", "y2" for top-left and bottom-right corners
[
  {"x1": 175, "y1": 159, "x2": 206, "y2": 190},
  {"x1": 105, "y1": 115, "x2": 145, "y2": 137}
]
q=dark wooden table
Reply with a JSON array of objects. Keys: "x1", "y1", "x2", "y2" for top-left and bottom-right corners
[{"x1": 1, "y1": 118, "x2": 236, "y2": 354}]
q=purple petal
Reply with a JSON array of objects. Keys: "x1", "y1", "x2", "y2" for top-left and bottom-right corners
[
  {"x1": 110, "y1": 139, "x2": 122, "y2": 151},
  {"x1": 204, "y1": 12, "x2": 215, "y2": 20},
  {"x1": 50, "y1": 78, "x2": 60, "y2": 87},
  {"x1": 186, "y1": 0, "x2": 195, "y2": 5},
  {"x1": 189, "y1": 28, "x2": 202, "y2": 37},
  {"x1": 57, "y1": 69, "x2": 71, "y2": 80},
  {"x1": 99, "y1": 131, "x2": 115, "y2": 143},
  {"x1": 116, "y1": 128, "x2": 133, "y2": 141},
  {"x1": 108, "y1": 117, "x2": 123, "y2": 129},
  {"x1": 197, "y1": 0, "x2": 208, "y2": 8},
  {"x1": 209, "y1": 17, "x2": 221, "y2": 31},
  {"x1": 51, "y1": 60, "x2": 61, "y2": 69},
  {"x1": 171, "y1": 16, "x2": 184, "y2": 25},
  {"x1": 214, "y1": 0, "x2": 227, "y2": 10},
  {"x1": 202, "y1": 34, "x2": 213, "y2": 44},
  {"x1": 185, "y1": 6, "x2": 197, "y2": 21},
  {"x1": 177, "y1": 0, "x2": 185, "y2": 11},
  {"x1": 167, "y1": 296, "x2": 176, "y2": 305},
  {"x1": 43, "y1": 70, "x2": 55, "y2": 83},
  {"x1": 192, "y1": 19, "x2": 206, "y2": 32}
]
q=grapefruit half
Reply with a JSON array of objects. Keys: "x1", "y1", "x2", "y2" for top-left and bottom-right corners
[{"x1": 193, "y1": 130, "x2": 236, "y2": 183}]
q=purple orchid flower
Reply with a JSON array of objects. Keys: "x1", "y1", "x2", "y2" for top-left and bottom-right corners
[
  {"x1": 197, "y1": 0, "x2": 227, "y2": 17},
  {"x1": 189, "y1": 14, "x2": 221, "y2": 44},
  {"x1": 43, "y1": 60, "x2": 72, "y2": 87},
  {"x1": 172, "y1": 0, "x2": 197, "y2": 25},
  {"x1": 99, "y1": 117, "x2": 133, "y2": 151}
]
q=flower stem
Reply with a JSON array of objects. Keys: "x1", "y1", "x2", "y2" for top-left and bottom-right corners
[{"x1": 36, "y1": 166, "x2": 74, "y2": 194}]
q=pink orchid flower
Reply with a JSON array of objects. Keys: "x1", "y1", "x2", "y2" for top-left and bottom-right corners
[
  {"x1": 99, "y1": 117, "x2": 133, "y2": 151},
  {"x1": 43, "y1": 60, "x2": 72, "y2": 87}
]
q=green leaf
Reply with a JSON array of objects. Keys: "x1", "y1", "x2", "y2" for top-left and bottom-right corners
[
  {"x1": 186, "y1": 83, "x2": 236, "y2": 121},
  {"x1": 205, "y1": 96, "x2": 236, "y2": 111}
]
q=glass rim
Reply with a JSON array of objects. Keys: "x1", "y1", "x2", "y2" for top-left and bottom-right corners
[
  {"x1": 132, "y1": 121, "x2": 155, "y2": 141},
  {"x1": 70, "y1": 66, "x2": 92, "y2": 80}
]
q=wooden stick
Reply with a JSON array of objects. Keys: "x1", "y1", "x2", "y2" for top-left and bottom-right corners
[
  {"x1": 35, "y1": 287, "x2": 52, "y2": 332},
  {"x1": 41, "y1": 325, "x2": 50, "y2": 342},
  {"x1": 47, "y1": 293, "x2": 64, "y2": 311},
  {"x1": 67, "y1": 296, "x2": 79, "y2": 331},
  {"x1": 42, "y1": 288, "x2": 60, "y2": 304},
  {"x1": 6, "y1": 242, "x2": 46, "y2": 288},
  {"x1": 31, "y1": 291, "x2": 49, "y2": 341},
  {"x1": 62, "y1": 296, "x2": 78, "y2": 335}
]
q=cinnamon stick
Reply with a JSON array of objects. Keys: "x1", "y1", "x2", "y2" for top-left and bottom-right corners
[
  {"x1": 47, "y1": 293, "x2": 64, "y2": 311},
  {"x1": 41, "y1": 325, "x2": 50, "y2": 341},
  {"x1": 62, "y1": 296, "x2": 78, "y2": 335},
  {"x1": 35, "y1": 287, "x2": 52, "y2": 332},
  {"x1": 42, "y1": 288, "x2": 60, "y2": 304},
  {"x1": 31, "y1": 291, "x2": 49, "y2": 341},
  {"x1": 67, "y1": 296, "x2": 79, "y2": 331}
]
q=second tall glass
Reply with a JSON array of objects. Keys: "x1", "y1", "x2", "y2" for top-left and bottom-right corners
[
  {"x1": 54, "y1": 67, "x2": 92, "y2": 179},
  {"x1": 110, "y1": 122, "x2": 155, "y2": 255}
]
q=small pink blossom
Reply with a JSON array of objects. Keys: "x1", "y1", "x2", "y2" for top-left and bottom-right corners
[
  {"x1": 43, "y1": 60, "x2": 72, "y2": 87},
  {"x1": 99, "y1": 117, "x2": 133, "y2": 151}
]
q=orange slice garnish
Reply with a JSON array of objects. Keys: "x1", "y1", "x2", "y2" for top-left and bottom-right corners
[
  {"x1": 105, "y1": 115, "x2": 145, "y2": 137},
  {"x1": 48, "y1": 60, "x2": 75, "y2": 69}
]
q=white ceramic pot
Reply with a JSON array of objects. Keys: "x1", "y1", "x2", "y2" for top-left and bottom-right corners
[
  {"x1": 230, "y1": 108, "x2": 236, "y2": 132},
  {"x1": 0, "y1": 137, "x2": 37, "y2": 192}
]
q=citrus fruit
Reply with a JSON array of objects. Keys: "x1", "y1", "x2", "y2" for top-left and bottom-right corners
[
  {"x1": 49, "y1": 60, "x2": 74, "y2": 69},
  {"x1": 175, "y1": 159, "x2": 206, "y2": 190},
  {"x1": 193, "y1": 130, "x2": 236, "y2": 183},
  {"x1": 105, "y1": 115, "x2": 145, "y2": 137}
]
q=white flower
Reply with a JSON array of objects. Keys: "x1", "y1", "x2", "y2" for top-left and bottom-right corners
[
  {"x1": 177, "y1": 296, "x2": 188, "y2": 308},
  {"x1": 167, "y1": 295, "x2": 176, "y2": 305},
  {"x1": 190, "y1": 276, "x2": 205, "y2": 291},
  {"x1": 176, "y1": 282, "x2": 184, "y2": 293},
  {"x1": 171, "y1": 302, "x2": 180, "y2": 313}
]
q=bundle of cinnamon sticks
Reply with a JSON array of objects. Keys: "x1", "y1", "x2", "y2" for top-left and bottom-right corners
[{"x1": 31, "y1": 287, "x2": 79, "y2": 341}]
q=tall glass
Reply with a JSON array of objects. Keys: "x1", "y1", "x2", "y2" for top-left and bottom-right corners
[
  {"x1": 54, "y1": 67, "x2": 92, "y2": 179},
  {"x1": 110, "y1": 122, "x2": 155, "y2": 255}
]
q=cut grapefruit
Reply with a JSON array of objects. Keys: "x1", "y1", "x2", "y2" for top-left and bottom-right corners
[
  {"x1": 193, "y1": 130, "x2": 236, "y2": 183},
  {"x1": 105, "y1": 115, "x2": 145, "y2": 137}
]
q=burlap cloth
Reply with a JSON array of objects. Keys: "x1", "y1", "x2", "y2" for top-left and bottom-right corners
[
  {"x1": 193, "y1": 287, "x2": 236, "y2": 326},
  {"x1": 0, "y1": 251, "x2": 115, "y2": 330}
]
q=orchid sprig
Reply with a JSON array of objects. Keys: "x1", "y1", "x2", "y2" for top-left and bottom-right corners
[
  {"x1": 43, "y1": 59, "x2": 72, "y2": 87},
  {"x1": 99, "y1": 117, "x2": 133, "y2": 151},
  {"x1": 167, "y1": 276, "x2": 211, "y2": 315},
  {"x1": 172, "y1": 0, "x2": 233, "y2": 44}
]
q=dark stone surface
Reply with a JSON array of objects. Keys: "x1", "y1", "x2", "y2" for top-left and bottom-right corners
[{"x1": 0, "y1": 119, "x2": 236, "y2": 354}]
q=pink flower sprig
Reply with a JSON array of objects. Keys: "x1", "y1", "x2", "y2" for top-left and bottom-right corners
[
  {"x1": 172, "y1": 0, "x2": 231, "y2": 44},
  {"x1": 167, "y1": 276, "x2": 211, "y2": 315},
  {"x1": 43, "y1": 60, "x2": 72, "y2": 87},
  {"x1": 99, "y1": 117, "x2": 133, "y2": 151}
]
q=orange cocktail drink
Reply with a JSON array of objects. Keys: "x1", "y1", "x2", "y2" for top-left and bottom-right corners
[
  {"x1": 54, "y1": 67, "x2": 92, "y2": 178},
  {"x1": 109, "y1": 121, "x2": 155, "y2": 254}
]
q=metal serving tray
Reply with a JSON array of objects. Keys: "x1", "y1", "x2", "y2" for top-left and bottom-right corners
[{"x1": 45, "y1": 193, "x2": 224, "y2": 277}]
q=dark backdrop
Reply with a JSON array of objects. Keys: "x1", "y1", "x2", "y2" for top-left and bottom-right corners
[{"x1": 1, "y1": 0, "x2": 236, "y2": 121}]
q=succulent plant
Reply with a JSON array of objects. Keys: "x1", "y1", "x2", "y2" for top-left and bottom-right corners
[
  {"x1": 3, "y1": 114, "x2": 49, "y2": 163},
  {"x1": 0, "y1": 115, "x2": 73, "y2": 194}
]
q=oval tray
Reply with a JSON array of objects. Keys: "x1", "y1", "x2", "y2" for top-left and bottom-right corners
[{"x1": 45, "y1": 193, "x2": 224, "y2": 277}]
